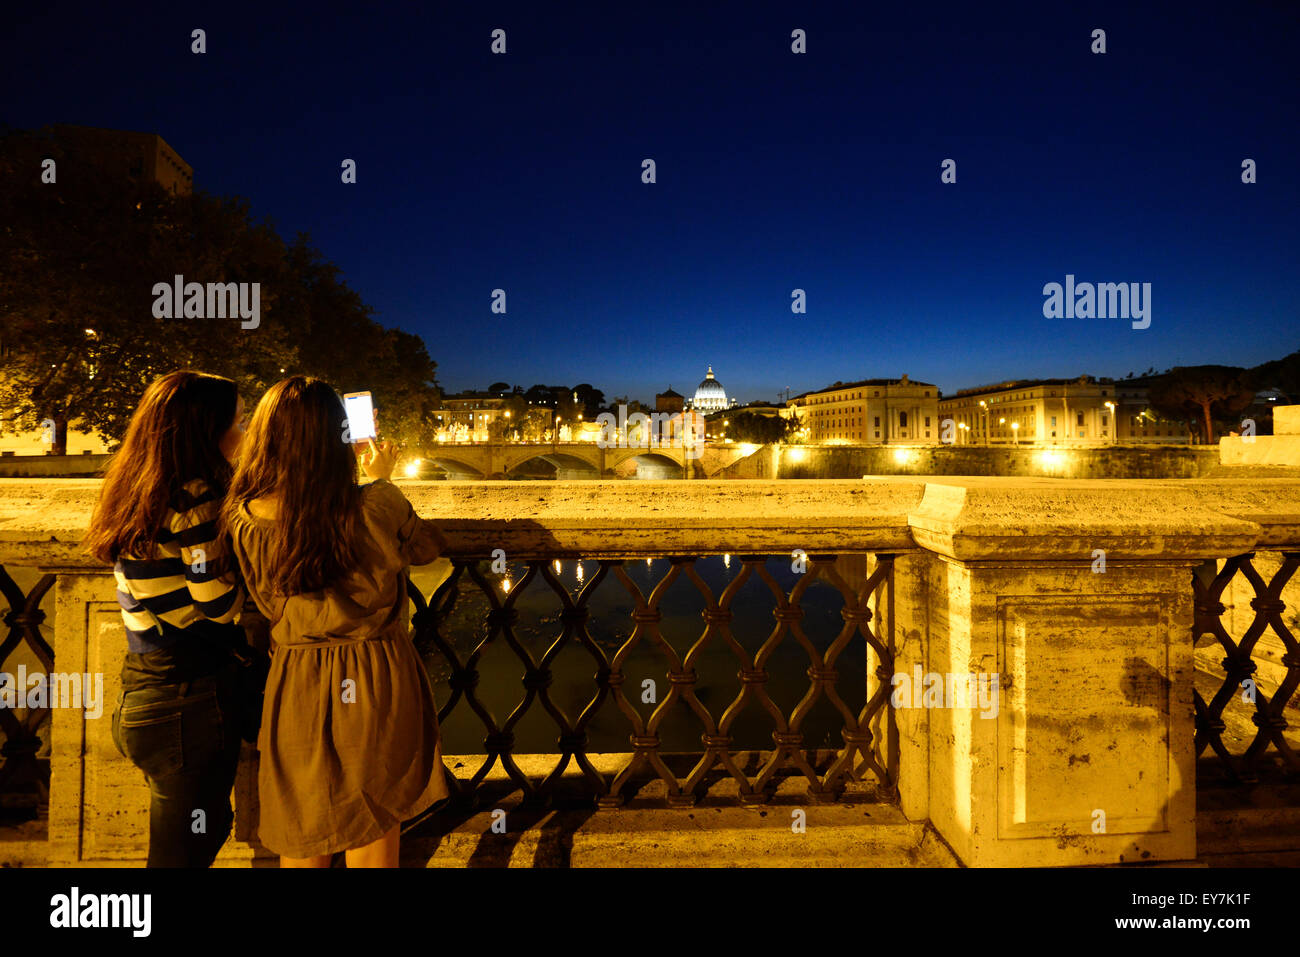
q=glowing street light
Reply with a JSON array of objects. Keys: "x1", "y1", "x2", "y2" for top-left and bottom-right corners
[
  {"x1": 1011, "y1": 421, "x2": 1020, "y2": 445},
  {"x1": 1104, "y1": 401, "x2": 1116, "y2": 444}
]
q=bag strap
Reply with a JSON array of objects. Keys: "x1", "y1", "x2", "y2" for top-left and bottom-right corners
[
  {"x1": 138, "y1": 598, "x2": 249, "y2": 660},
  {"x1": 138, "y1": 601, "x2": 169, "y2": 641}
]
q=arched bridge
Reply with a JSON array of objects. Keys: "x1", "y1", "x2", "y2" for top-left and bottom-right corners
[{"x1": 422, "y1": 442, "x2": 695, "y2": 479}]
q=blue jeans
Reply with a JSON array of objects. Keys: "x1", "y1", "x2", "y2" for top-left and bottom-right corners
[{"x1": 110, "y1": 659, "x2": 242, "y2": 867}]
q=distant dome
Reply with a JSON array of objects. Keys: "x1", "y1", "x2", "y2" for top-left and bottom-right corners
[
  {"x1": 692, "y1": 365, "x2": 730, "y2": 411},
  {"x1": 696, "y1": 378, "x2": 725, "y2": 398}
]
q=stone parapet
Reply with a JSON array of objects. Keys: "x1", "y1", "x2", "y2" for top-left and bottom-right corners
[{"x1": 1, "y1": 476, "x2": 1296, "y2": 867}]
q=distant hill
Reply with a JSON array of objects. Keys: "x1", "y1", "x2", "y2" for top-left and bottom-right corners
[{"x1": 1246, "y1": 349, "x2": 1300, "y2": 398}]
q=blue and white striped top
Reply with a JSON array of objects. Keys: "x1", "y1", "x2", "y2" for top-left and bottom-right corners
[{"x1": 114, "y1": 478, "x2": 244, "y2": 653}]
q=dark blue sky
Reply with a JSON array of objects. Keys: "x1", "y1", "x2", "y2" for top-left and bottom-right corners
[{"x1": 5, "y1": 1, "x2": 1298, "y2": 402}]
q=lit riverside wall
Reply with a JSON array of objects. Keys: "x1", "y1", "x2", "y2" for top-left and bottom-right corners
[
  {"x1": 0, "y1": 454, "x2": 112, "y2": 478},
  {"x1": 0, "y1": 476, "x2": 1296, "y2": 866},
  {"x1": 721, "y1": 444, "x2": 1220, "y2": 480}
]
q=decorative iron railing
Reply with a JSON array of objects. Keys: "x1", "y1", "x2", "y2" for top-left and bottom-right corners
[
  {"x1": 1192, "y1": 551, "x2": 1300, "y2": 783},
  {"x1": 4, "y1": 547, "x2": 1300, "y2": 816},
  {"x1": 407, "y1": 553, "x2": 897, "y2": 810},
  {"x1": 0, "y1": 565, "x2": 55, "y2": 815}
]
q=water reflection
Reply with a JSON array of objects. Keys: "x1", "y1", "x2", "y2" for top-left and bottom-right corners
[{"x1": 410, "y1": 556, "x2": 876, "y2": 755}]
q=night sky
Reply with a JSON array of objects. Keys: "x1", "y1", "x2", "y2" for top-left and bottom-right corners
[{"x1": 5, "y1": 0, "x2": 1297, "y2": 403}]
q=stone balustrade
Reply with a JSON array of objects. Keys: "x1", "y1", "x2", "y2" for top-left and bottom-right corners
[{"x1": 1, "y1": 476, "x2": 1297, "y2": 867}]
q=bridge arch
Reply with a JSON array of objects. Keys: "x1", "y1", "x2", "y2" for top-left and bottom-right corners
[
  {"x1": 504, "y1": 451, "x2": 601, "y2": 478},
  {"x1": 426, "y1": 455, "x2": 487, "y2": 479}
]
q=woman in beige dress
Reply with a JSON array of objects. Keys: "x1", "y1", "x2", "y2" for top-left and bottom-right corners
[{"x1": 222, "y1": 376, "x2": 450, "y2": 867}]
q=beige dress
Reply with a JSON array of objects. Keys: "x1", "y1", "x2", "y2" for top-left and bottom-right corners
[{"x1": 228, "y1": 478, "x2": 450, "y2": 858}]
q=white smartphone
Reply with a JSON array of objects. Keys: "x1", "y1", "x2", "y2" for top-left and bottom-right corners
[{"x1": 343, "y1": 391, "x2": 377, "y2": 442}]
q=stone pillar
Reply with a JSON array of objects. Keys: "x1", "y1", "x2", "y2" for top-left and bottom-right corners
[
  {"x1": 46, "y1": 568, "x2": 132, "y2": 864},
  {"x1": 44, "y1": 565, "x2": 266, "y2": 865},
  {"x1": 907, "y1": 480, "x2": 1258, "y2": 866},
  {"x1": 892, "y1": 551, "x2": 930, "y2": 823}
]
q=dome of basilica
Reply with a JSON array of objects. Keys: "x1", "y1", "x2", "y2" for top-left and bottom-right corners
[{"x1": 691, "y1": 366, "x2": 730, "y2": 411}]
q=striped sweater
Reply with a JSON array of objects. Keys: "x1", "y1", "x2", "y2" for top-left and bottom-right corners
[{"x1": 114, "y1": 478, "x2": 244, "y2": 654}]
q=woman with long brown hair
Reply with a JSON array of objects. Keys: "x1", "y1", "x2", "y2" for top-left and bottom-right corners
[
  {"x1": 222, "y1": 376, "x2": 449, "y2": 867},
  {"x1": 84, "y1": 369, "x2": 248, "y2": 867}
]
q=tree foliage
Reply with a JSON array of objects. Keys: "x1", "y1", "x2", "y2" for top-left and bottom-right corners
[
  {"x1": 0, "y1": 126, "x2": 439, "y2": 452},
  {"x1": 707, "y1": 409, "x2": 793, "y2": 444},
  {"x1": 1146, "y1": 365, "x2": 1255, "y2": 444}
]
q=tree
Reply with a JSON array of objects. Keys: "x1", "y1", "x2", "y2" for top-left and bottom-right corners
[
  {"x1": 786, "y1": 410, "x2": 805, "y2": 442},
  {"x1": 1146, "y1": 366, "x2": 1255, "y2": 444},
  {"x1": 524, "y1": 384, "x2": 556, "y2": 408},
  {"x1": 0, "y1": 126, "x2": 293, "y2": 451},
  {"x1": 489, "y1": 393, "x2": 528, "y2": 440},
  {"x1": 518, "y1": 407, "x2": 550, "y2": 442},
  {"x1": 487, "y1": 381, "x2": 512, "y2": 394},
  {"x1": 0, "y1": 125, "x2": 441, "y2": 453},
  {"x1": 1247, "y1": 349, "x2": 1300, "y2": 396},
  {"x1": 554, "y1": 392, "x2": 583, "y2": 425},
  {"x1": 608, "y1": 395, "x2": 650, "y2": 415},
  {"x1": 722, "y1": 410, "x2": 790, "y2": 444},
  {"x1": 572, "y1": 383, "x2": 606, "y2": 419}
]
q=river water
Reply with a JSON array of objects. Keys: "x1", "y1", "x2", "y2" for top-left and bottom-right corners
[{"x1": 409, "y1": 555, "x2": 876, "y2": 755}]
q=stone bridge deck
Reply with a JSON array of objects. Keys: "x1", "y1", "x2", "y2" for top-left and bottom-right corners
[{"x1": 1, "y1": 477, "x2": 1298, "y2": 867}]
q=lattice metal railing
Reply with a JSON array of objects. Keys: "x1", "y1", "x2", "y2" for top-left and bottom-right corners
[
  {"x1": 0, "y1": 565, "x2": 56, "y2": 812},
  {"x1": 1193, "y1": 551, "x2": 1300, "y2": 783},
  {"x1": 408, "y1": 553, "x2": 896, "y2": 809}
]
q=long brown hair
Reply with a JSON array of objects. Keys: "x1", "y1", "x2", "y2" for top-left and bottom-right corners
[
  {"x1": 223, "y1": 376, "x2": 367, "y2": 595},
  {"x1": 84, "y1": 370, "x2": 240, "y2": 563}
]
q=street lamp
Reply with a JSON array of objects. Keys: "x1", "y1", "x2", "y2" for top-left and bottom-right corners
[
  {"x1": 1011, "y1": 421, "x2": 1020, "y2": 445},
  {"x1": 979, "y1": 400, "x2": 988, "y2": 446},
  {"x1": 1104, "y1": 401, "x2": 1116, "y2": 444}
]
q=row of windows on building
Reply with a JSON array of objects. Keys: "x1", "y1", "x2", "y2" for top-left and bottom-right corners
[
  {"x1": 805, "y1": 389, "x2": 934, "y2": 403},
  {"x1": 810, "y1": 412, "x2": 933, "y2": 429}
]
